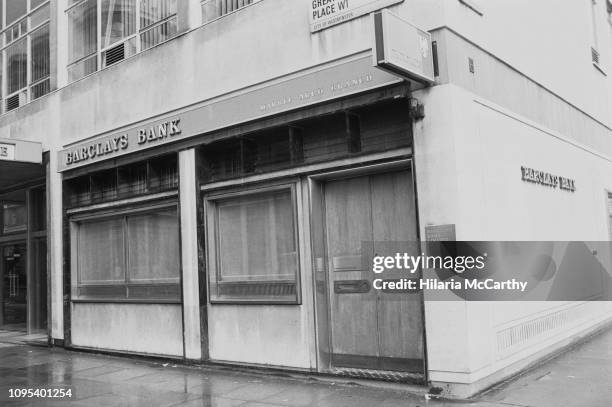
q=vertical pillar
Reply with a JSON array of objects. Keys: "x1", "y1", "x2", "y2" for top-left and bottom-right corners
[
  {"x1": 55, "y1": 0, "x2": 68, "y2": 88},
  {"x1": 48, "y1": 151, "x2": 63, "y2": 343},
  {"x1": 25, "y1": 188, "x2": 33, "y2": 334},
  {"x1": 179, "y1": 149, "x2": 202, "y2": 360},
  {"x1": 177, "y1": 0, "x2": 203, "y2": 33}
]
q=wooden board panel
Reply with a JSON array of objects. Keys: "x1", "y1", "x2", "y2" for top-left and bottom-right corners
[
  {"x1": 325, "y1": 175, "x2": 377, "y2": 358},
  {"x1": 371, "y1": 171, "x2": 424, "y2": 362},
  {"x1": 324, "y1": 170, "x2": 423, "y2": 372}
]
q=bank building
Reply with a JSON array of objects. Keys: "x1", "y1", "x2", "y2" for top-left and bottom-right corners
[{"x1": 0, "y1": 0, "x2": 611, "y2": 399}]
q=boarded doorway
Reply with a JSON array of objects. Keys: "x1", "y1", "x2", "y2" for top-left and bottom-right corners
[{"x1": 313, "y1": 167, "x2": 424, "y2": 374}]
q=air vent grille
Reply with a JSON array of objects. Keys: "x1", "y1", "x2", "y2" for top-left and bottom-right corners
[
  {"x1": 6, "y1": 94, "x2": 21, "y2": 111},
  {"x1": 592, "y1": 47, "x2": 600, "y2": 65},
  {"x1": 218, "y1": 282, "x2": 296, "y2": 297},
  {"x1": 104, "y1": 43, "x2": 125, "y2": 67}
]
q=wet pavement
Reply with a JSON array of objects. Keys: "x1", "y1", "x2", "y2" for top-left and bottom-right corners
[
  {"x1": 0, "y1": 326, "x2": 610, "y2": 406},
  {"x1": 0, "y1": 329, "x2": 47, "y2": 347}
]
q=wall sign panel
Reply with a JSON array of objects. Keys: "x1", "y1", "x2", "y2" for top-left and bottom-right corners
[
  {"x1": 309, "y1": 0, "x2": 404, "y2": 32},
  {"x1": 58, "y1": 55, "x2": 402, "y2": 172}
]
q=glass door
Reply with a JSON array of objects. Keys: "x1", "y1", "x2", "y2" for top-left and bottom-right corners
[{"x1": 1, "y1": 243, "x2": 27, "y2": 330}]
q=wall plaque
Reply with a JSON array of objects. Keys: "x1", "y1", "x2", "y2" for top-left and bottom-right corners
[
  {"x1": 425, "y1": 224, "x2": 456, "y2": 242},
  {"x1": 309, "y1": 0, "x2": 403, "y2": 32},
  {"x1": 0, "y1": 143, "x2": 15, "y2": 161}
]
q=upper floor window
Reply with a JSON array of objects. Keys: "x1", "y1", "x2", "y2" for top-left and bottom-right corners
[
  {"x1": 201, "y1": 0, "x2": 257, "y2": 24},
  {"x1": 66, "y1": 0, "x2": 178, "y2": 83},
  {"x1": 0, "y1": 0, "x2": 51, "y2": 112}
]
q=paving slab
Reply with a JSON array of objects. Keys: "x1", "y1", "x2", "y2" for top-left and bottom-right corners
[{"x1": 0, "y1": 327, "x2": 610, "y2": 406}]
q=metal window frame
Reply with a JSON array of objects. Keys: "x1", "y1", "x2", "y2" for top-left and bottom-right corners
[
  {"x1": 0, "y1": 0, "x2": 51, "y2": 113},
  {"x1": 70, "y1": 199, "x2": 182, "y2": 303},
  {"x1": 204, "y1": 179, "x2": 303, "y2": 305},
  {"x1": 66, "y1": 0, "x2": 179, "y2": 80},
  {"x1": 200, "y1": 0, "x2": 259, "y2": 26}
]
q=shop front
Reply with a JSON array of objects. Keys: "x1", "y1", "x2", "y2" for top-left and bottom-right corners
[
  {"x1": 198, "y1": 98, "x2": 424, "y2": 379},
  {"x1": 57, "y1": 72, "x2": 427, "y2": 380},
  {"x1": 54, "y1": 11, "x2": 436, "y2": 373},
  {"x1": 0, "y1": 138, "x2": 47, "y2": 334}
]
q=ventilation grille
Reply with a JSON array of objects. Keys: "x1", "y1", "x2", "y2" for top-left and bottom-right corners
[
  {"x1": 496, "y1": 304, "x2": 592, "y2": 357},
  {"x1": 592, "y1": 47, "x2": 600, "y2": 65},
  {"x1": 6, "y1": 93, "x2": 26, "y2": 111},
  {"x1": 104, "y1": 43, "x2": 125, "y2": 67},
  {"x1": 218, "y1": 282, "x2": 296, "y2": 297}
]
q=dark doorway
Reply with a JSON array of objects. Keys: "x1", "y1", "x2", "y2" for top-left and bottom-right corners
[{"x1": 1, "y1": 243, "x2": 27, "y2": 330}]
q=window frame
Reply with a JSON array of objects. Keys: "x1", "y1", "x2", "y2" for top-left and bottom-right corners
[
  {"x1": 0, "y1": 0, "x2": 51, "y2": 112},
  {"x1": 200, "y1": 0, "x2": 259, "y2": 25},
  {"x1": 1, "y1": 200, "x2": 27, "y2": 234},
  {"x1": 65, "y1": 0, "x2": 179, "y2": 82},
  {"x1": 204, "y1": 180, "x2": 302, "y2": 305},
  {"x1": 70, "y1": 199, "x2": 182, "y2": 304}
]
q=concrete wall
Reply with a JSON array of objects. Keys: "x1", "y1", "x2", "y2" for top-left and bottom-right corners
[
  {"x1": 413, "y1": 25, "x2": 612, "y2": 396},
  {"x1": 414, "y1": 81, "x2": 612, "y2": 396},
  {"x1": 443, "y1": 0, "x2": 612, "y2": 126},
  {"x1": 208, "y1": 306, "x2": 314, "y2": 369},
  {"x1": 0, "y1": 0, "x2": 445, "y2": 146},
  {"x1": 70, "y1": 303, "x2": 184, "y2": 357},
  {"x1": 432, "y1": 28, "x2": 612, "y2": 160}
]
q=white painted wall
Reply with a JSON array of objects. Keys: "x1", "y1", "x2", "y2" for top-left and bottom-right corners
[
  {"x1": 71, "y1": 303, "x2": 184, "y2": 357},
  {"x1": 415, "y1": 83, "x2": 612, "y2": 397},
  {"x1": 208, "y1": 305, "x2": 314, "y2": 369},
  {"x1": 444, "y1": 0, "x2": 612, "y2": 126}
]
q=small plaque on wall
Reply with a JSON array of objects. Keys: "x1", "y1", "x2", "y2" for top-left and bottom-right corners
[{"x1": 425, "y1": 224, "x2": 456, "y2": 242}]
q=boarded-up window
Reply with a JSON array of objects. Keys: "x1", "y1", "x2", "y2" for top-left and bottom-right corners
[
  {"x1": 127, "y1": 210, "x2": 180, "y2": 283},
  {"x1": 74, "y1": 206, "x2": 181, "y2": 301},
  {"x1": 207, "y1": 186, "x2": 300, "y2": 303}
]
